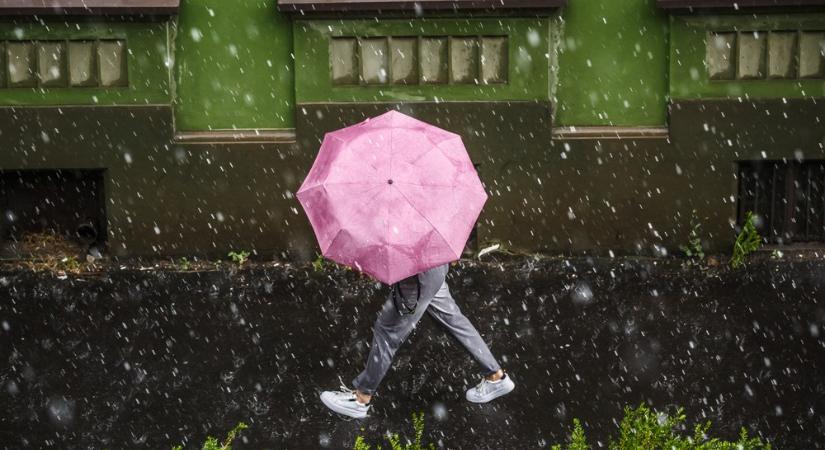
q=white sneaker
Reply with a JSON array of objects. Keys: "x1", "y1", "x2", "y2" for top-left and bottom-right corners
[
  {"x1": 465, "y1": 373, "x2": 515, "y2": 403},
  {"x1": 320, "y1": 384, "x2": 370, "y2": 419}
]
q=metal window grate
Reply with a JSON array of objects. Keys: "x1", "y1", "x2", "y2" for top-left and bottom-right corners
[{"x1": 737, "y1": 160, "x2": 825, "y2": 243}]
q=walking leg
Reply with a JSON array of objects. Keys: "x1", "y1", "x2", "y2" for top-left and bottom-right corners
[
  {"x1": 426, "y1": 281, "x2": 501, "y2": 376},
  {"x1": 351, "y1": 293, "x2": 429, "y2": 395}
]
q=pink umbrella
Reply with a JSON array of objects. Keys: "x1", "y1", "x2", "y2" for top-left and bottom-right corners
[{"x1": 296, "y1": 110, "x2": 487, "y2": 285}]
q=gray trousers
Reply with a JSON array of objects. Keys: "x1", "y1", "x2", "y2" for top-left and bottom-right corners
[{"x1": 352, "y1": 263, "x2": 501, "y2": 395}]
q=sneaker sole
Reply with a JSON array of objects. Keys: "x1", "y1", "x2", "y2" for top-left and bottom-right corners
[{"x1": 320, "y1": 393, "x2": 368, "y2": 419}]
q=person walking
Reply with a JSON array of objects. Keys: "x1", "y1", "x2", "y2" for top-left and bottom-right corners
[
  {"x1": 319, "y1": 263, "x2": 514, "y2": 418},
  {"x1": 295, "y1": 110, "x2": 510, "y2": 418}
]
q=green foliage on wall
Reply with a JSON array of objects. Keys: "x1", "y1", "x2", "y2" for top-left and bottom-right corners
[
  {"x1": 554, "y1": 0, "x2": 670, "y2": 126},
  {"x1": 174, "y1": 0, "x2": 295, "y2": 131}
]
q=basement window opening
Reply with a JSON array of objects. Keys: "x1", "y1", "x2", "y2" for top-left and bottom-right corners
[
  {"x1": 737, "y1": 160, "x2": 825, "y2": 245},
  {"x1": 0, "y1": 169, "x2": 107, "y2": 259}
]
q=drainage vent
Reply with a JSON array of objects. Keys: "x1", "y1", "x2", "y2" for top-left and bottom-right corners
[{"x1": 737, "y1": 160, "x2": 825, "y2": 244}]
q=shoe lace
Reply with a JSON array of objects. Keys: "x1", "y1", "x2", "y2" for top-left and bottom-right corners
[
  {"x1": 474, "y1": 378, "x2": 491, "y2": 395},
  {"x1": 336, "y1": 376, "x2": 355, "y2": 395}
]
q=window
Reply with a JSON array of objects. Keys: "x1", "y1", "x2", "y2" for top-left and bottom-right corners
[
  {"x1": 1, "y1": 39, "x2": 128, "y2": 89},
  {"x1": 278, "y1": 0, "x2": 565, "y2": 12},
  {"x1": 707, "y1": 30, "x2": 825, "y2": 81},
  {"x1": 0, "y1": 0, "x2": 179, "y2": 15},
  {"x1": 330, "y1": 35, "x2": 508, "y2": 86}
]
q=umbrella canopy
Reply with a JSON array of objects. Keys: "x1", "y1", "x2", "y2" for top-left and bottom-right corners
[{"x1": 296, "y1": 110, "x2": 487, "y2": 285}]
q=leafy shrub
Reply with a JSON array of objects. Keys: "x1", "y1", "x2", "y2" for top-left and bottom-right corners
[
  {"x1": 679, "y1": 209, "x2": 705, "y2": 265},
  {"x1": 550, "y1": 418, "x2": 588, "y2": 450},
  {"x1": 171, "y1": 422, "x2": 248, "y2": 450},
  {"x1": 312, "y1": 253, "x2": 325, "y2": 272},
  {"x1": 730, "y1": 211, "x2": 762, "y2": 269},
  {"x1": 227, "y1": 250, "x2": 250, "y2": 266},
  {"x1": 551, "y1": 404, "x2": 771, "y2": 450},
  {"x1": 353, "y1": 412, "x2": 435, "y2": 450}
]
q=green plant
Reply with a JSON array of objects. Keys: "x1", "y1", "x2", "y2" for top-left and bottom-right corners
[
  {"x1": 312, "y1": 253, "x2": 325, "y2": 272},
  {"x1": 178, "y1": 257, "x2": 192, "y2": 271},
  {"x1": 679, "y1": 209, "x2": 705, "y2": 265},
  {"x1": 353, "y1": 412, "x2": 436, "y2": 450},
  {"x1": 551, "y1": 404, "x2": 771, "y2": 450},
  {"x1": 550, "y1": 418, "x2": 589, "y2": 450},
  {"x1": 227, "y1": 250, "x2": 250, "y2": 266},
  {"x1": 730, "y1": 211, "x2": 762, "y2": 269},
  {"x1": 171, "y1": 422, "x2": 248, "y2": 450},
  {"x1": 59, "y1": 255, "x2": 81, "y2": 272}
]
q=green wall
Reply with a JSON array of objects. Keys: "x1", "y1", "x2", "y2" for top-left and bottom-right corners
[
  {"x1": 555, "y1": 0, "x2": 669, "y2": 126},
  {"x1": 174, "y1": 0, "x2": 295, "y2": 131},
  {"x1": 670, "y1": 14, "x2": 825, "y2": 99},
  {"x1": 0, "y1": 20, "x2": 171, "y2": 105},
  {"x1": 293, "y1": 18, "x2": 551, "y2": 103}
]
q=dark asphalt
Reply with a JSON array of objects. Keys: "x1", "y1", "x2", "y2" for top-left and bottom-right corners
[{"x1": 1, "y1": 257, "x2": 823, "y2": 449}]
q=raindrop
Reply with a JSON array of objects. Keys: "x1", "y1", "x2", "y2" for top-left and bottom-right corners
[
  {"x1": 432, "y1": 402, "x2": 448, "y2": 421},
  {"x1": 190, "y1": 28, "x2": 203, "y2": 42},
  {"x1": 571, "y1": 282, "x2": 593, "y2": 305},
  {"x1": 527, "y1": 29, "x2": 541, "y2": 47},
  {"x1": 46, "y1": 396, "x2": 76, "y2": 428}
]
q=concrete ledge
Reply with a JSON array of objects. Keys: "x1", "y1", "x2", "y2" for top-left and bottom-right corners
[
  {"x1": 657, "y1": 0, "x2": 825, "y2": 9},
  {"x1": 173, "y1": 129, "x2": 297, "y2": 145},
  {"x1": 277, "y1": 0, "x2": 565, "y2": 12},
  {"x1": 0, "y1": 0, "x2": 180, "y2": 15},
  {"x1": 552, "y1": 126, "x2": 670, "y2": 140}
]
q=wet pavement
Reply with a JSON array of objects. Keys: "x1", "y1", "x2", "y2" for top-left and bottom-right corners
[{"x1": 1, "y1": 256, "x2": 824, "y2": 449}]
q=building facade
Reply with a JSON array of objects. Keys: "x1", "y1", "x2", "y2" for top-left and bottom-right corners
[{"x1": 1, "y1": 0, "x2": 824, "y2": 259}]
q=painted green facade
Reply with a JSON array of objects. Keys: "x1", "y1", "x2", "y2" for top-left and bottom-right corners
[
  {"x1": 174, "y1": 0, "x2": 295, "y2": 130},
  {"x1": 1, "y1": 1, "x2": 825, "y2": 259},
  {"x1": 555, "y1": 0, "x2": 670, "y2": 126}
]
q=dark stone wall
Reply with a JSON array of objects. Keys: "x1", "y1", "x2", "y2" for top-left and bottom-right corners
[
  {"x1": 0, "y1": 106, "x2": 314, "y2": 259},
  {"x1": 297, "y1": 99, "x2": 825, "y2": 256}
]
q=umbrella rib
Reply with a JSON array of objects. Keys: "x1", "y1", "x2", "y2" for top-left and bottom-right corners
[
  {"x1": 322, "y1": 181, "x2": 383, "y2": 186},
  {"x1": 386, "y1": 127, "x2": 395, "y2": 277},
  {"x1": 391, "y1": 185, "x2": 460, "y2": 260},
  {"x1": 394, "y1": 181, "x2": 454, "y2": 188}
]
